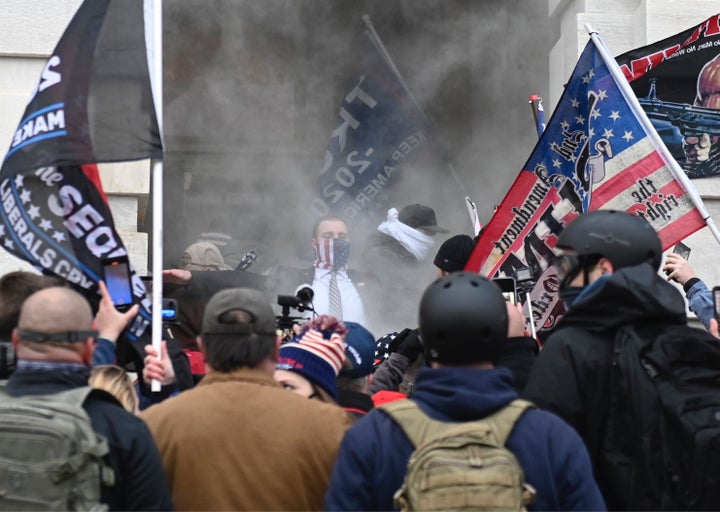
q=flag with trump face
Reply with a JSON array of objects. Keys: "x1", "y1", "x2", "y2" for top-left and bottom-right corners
[
  {"x1": 0, "y1": 0, "x2": 161, "y2": 348},
  {"x1": 465, "y1": 36, "x2": 707, "y2": 334}
]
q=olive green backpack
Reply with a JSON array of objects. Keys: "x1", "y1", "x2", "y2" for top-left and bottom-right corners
[
  {"x1": 380, "y1": 398, "x2": 536, "y2": 511},
  {"x1": 0, "y1": 387, "x2": 115, "y2": 511}
]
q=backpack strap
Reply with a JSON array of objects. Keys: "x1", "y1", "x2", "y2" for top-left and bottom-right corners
[
  {"x1": 379, "y1": 398, "x2": 534, "y2": 448},
  {"x1": 482, "y1": 399, "x2": 535, "y2": 446}
]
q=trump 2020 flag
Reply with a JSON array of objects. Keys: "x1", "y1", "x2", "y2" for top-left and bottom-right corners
[
  {"x1": 0, "y1": 0, "x2": 160, "y2": 345},
  {"x1": 466, "y1": 34, "x2": 708, "y2": 334},
  {"x1": 616, "y1": 14, "x2": 720, "y2": 179},
  {"x1": 313, "y1": 18, "x2": 438, "y2": 222}
]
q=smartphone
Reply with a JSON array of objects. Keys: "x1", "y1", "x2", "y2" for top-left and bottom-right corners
[
  {"x1": 102, "y1": 256, "x2": 134, "y2": 310},
  {"x1": 713, "y1": 286, "x2": 720, "y2": 323},
  {"x1": 673, "y1": 242, "x2": 691, "y2": 260},
  {"x1": 493, "y1": 277, "x2": 518, "y2": 305}
]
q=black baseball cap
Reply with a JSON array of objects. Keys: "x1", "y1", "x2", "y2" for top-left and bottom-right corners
[{"x1": 398, "y1": 204, "x2": 449, "y2": 233}]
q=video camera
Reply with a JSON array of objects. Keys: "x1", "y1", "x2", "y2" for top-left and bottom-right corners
[
  {"x1": 161, "y1": 298, "x2": 179, "y2": 324},
  {"x1": 513, "y1": 266, "x2": 536, "y2": 304},
  {"x1": 276, "y1": 285, "x2": 314, "y2": 339},
  {"x1": 139, "y1": 275, "x2": 179, "y2": 325}
]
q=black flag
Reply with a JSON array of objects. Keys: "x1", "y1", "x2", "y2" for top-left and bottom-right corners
[
  {"x1": 0, "y1": 0, "x2": 174, "y2": 379},
  {"x1": 1, "y1": 0, "x2": 161, "y2": 178},
  {"x1": 615, "y1": 15, "x2": 720, "y2": 178}
]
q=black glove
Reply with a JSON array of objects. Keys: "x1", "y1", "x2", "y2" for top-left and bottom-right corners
[
  {"x1": 388, "y1": 328, "x2": 413, "y2": 354},
  {"x1": 395, "y1": 328, "x2": 423, "y2": 363}
]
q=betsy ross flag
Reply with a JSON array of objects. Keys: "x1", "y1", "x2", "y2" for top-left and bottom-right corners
[
  {"x1": 616, "y1": 14, "x2": 720, "y2": 179},
  {"x1": 0, "y1": 0, "x2": 161, "y2": 345},
  {"x1": 466, "y1": 33, "x2": 709, "y2": 333},
  {"x1": 314, "y1": 16, "x2": 442, "y2": 222}
]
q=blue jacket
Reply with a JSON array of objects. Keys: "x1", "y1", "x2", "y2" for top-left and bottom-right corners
[
  {"x1": 686, "y1": 279, "x2": 713, "y2": 328},
  {"x1": 325, "y1": 366, "x2": 605, "y2": 511}
]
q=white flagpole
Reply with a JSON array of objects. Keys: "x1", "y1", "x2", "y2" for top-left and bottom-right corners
[
  {"x1": 586, "y1": 23, "x2": 720, "y2": 247},
  {"x1": 146, "y1": 0, "x2": 164, "y2": 391}
]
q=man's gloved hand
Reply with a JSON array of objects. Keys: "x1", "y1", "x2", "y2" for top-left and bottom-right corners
[{"x1": 390, "y1": 328, "x2": 423, "y2": 363}]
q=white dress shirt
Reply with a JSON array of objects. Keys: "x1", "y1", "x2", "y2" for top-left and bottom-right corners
[{"x1": 308, "y1": 267, "x2": 367, "y2": 325}]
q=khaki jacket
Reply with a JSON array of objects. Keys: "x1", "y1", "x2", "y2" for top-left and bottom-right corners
[{"x1": 141, "y1": 367, "x2": 351, "y2": 511}]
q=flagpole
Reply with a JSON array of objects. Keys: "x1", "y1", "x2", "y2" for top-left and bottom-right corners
[
  {"x1": 147, "y1": 0, "x2": 164, "y2": 392},
  {"x1": 362, "y1": 14, "x2": 470, "y2": 201},
  {"x1": 528, "y1": 95, "x2": 546, "y2": 138},
  {"x1": 586, "y1": 23, "x2": 720, "y2": 247}
]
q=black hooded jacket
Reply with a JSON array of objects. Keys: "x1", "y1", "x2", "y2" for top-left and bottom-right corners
[
  {"x1": 523, "y1": 263, "x2": 687, "y2": 509},
  {"x1": 5, "y1": 366, "x2": 174, "y2": 511}
]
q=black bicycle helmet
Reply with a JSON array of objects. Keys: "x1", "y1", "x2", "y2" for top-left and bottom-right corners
[
  {"x1": 556, "y1": 210, "x2": 663, "y2": 271},
  {"x1": 419, "y1": 272, "x2": 508, "y2": 365}
]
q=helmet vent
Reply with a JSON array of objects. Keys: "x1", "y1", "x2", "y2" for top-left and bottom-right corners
[{"x1": 442, "y1": 282, "x2": 452, "y2": 289}]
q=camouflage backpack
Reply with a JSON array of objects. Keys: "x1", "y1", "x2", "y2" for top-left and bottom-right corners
[
  {"x1": 380, "y1": 399, "x2": 536, "y2": 511},
  {"x1": 0, "y1": 387, "x2": 115, "y2": 511}
]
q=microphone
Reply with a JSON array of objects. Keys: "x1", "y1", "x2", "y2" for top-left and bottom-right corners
[
  {"x1": 295, "y1": 284, "x2": 315, "y2": 312},
  {"x1": 235, "y1": 249, "x2": 257, "y2": 271}
]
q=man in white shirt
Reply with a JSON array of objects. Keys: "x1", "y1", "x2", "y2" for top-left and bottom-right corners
[
  {"x1": 309, "y1": 216, "x2": 367, "y2": 324},
  {"x1": 277, "y1": 215, "x2": 375, "y2": 329}
]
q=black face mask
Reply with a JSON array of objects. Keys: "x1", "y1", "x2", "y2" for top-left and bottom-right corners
[{"x1": 559, "y1": 286, "x2": 585, "y2": 309}]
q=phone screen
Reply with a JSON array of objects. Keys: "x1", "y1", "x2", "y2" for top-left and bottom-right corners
[
  {"x1": 673, "y1": 242, "x2": 691, "y2": 260},
  {"x1": 103, "y1": 258, "x2": 133, "y2": 308}
]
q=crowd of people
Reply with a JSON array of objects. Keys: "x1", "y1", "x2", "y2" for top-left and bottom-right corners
[{"x1": 1, "y1": 205, "x2": 719, "y2": 511}]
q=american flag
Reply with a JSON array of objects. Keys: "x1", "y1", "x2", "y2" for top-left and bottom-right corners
[{"x1": 466, "y1": 36, "x2": 708, "y2": 332}]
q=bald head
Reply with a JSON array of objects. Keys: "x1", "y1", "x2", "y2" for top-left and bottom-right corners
[{"x1": 19, "y1": 287, "x2": 93, "y2": 334}]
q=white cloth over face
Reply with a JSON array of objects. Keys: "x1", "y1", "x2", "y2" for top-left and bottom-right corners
[{"x1": 377, "y1": 208, "x2": 435, "y2": 261}]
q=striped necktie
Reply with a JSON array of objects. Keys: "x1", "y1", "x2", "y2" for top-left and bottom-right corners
[{"x1": 329, "y1": 271, "x2": 343, "y2": 320}]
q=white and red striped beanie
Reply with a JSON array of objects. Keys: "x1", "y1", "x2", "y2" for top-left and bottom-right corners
[{"x1": 277, "y1": 328, "x2": 346, "y2": 399}]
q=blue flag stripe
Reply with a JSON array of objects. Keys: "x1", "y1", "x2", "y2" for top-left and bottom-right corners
[{"x1": 6, "y1": 131, "x2": 68, "y2": 160}]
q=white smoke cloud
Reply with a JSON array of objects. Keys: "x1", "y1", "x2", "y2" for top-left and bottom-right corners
[{"x1": 161, "y1": 0, "x2": 556, "y2": 282}]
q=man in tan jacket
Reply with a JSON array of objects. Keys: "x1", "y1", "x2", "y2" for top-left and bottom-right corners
[{"x1": 141, "y1": 288, "x2": 351, "y2": 511}]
